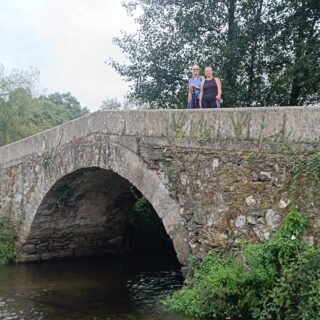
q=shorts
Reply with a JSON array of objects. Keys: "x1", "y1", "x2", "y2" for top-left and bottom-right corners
[{"x1": 202, "y1": 99, "x2": 219, "y2": 109}]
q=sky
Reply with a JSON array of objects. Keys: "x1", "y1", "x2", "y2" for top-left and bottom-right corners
[{"x1": 0, "y1": 0, "x2": 138, "y2": 111}]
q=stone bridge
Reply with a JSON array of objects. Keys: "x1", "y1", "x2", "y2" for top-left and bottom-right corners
[{"x1": 1, "y1": 107, "x2": 320, "y2": 266}]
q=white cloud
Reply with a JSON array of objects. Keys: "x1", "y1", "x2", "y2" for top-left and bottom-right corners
[{"x1": 0, "y1": 0, "x2": 137, "y2": 110}]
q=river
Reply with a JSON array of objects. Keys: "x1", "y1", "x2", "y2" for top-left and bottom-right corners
[{"x1": 0, "y1": 255, "x2": 191, "y2": 320}]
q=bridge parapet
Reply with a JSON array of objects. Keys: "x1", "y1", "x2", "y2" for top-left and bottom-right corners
[{"x1": 1, "y1": 107, "x2": 320, "y2": 168}]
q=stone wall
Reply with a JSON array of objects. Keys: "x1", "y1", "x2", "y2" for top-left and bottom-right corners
[
  {"x1": 150, "y1": 143, "x2": 318, "y2": 258},
  {"x1": 0, "y1": 107, "x2": 320, "y2": 265}
]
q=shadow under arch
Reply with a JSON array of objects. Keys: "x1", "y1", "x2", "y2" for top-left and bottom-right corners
[{"x1": 19, "y1": 166, "x2": 188, "y2": 265}]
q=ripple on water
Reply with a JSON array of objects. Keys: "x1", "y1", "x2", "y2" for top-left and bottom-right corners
[{"x1": 128, "y1": 270, "x2": 182, "y2": 312}]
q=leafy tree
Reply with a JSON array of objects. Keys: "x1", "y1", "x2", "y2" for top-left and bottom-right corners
[
  {"x1": 47, "y1": 92, "x2": 89, "y2": 120},
  {"x1": 39, "y1": 98, "x2": 70, "y2": 128},
  {"x1": 100, "y1": 97, "x2": 142, "y2": 110},
  {"x1": 267, "y1": 0, "x2": 320, "y2": 106},
  {"x1": 0, "y1": 88, "x2": 44, "y2": 146},
  {"x1": 0, "y1": 64, "x2": 39, "y2": 99},
  {"x1": 110, "y1": 1, "x2": 192, "y2": 108},
  {"x1": 110, "y1": 0, "x2": 320, "y2": 108},
  {"x1": 100, "y1": 98, "x2": 123, "y2": 110},
  {"x1": 0, "y1": 66, "x2": 90, "y2": 147}
]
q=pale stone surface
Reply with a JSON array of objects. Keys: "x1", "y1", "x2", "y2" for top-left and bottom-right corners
[
  {"x1": 264, "y1": 232, "x2": 271, "y2": 240},
  {"x1": 247, "y1": 216, "x2": 257, "y2": 225},
  {"x1": 246, "y1": 196, "x2": 257, "y2": 206},
  {"x1": 212, "y1": 158, "x2": 219, "y2": 170},
  {"x1": 266, "y1": 209, "x2": 281, "y2": 229},
  {"x1": 259, "y1": 171, "x2": 272, "y2": 181},
  {"x1": 180, "y1": 174, "x2": 188, "y2": 186},
  {"x1": 235, "y1": 215, "x2": 246, "y2": 229},
  {"x1": 279, "y1": 198, "x2": 291, "y2": 209}
]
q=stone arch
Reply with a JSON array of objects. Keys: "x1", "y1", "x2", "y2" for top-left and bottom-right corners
[{"x1": 17, "y1": 135, "x2": 190, "y2": 265}]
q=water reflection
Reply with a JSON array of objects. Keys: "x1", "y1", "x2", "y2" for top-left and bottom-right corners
[{"x1": 0, "y1": 255, "x2": 190, "y2": 320}]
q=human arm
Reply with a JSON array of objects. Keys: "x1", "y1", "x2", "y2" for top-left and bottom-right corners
[
  {"x1": 216, "y1": 77, "x2": 222, "y2": 100},
  {"x1": 199, "y1": 78, "x2": 205, "y2": 108},
  {"x1": 188, "y1": 87, "x2": 192, "y2": 103}
]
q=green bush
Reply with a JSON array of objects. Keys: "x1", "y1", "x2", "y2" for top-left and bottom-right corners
[
  {"x1": 164, "y1": 210, "x2": 320, "y2": 319},
  {"x1": 0, "y1": 215, "x2": 17, "y2": 264}
]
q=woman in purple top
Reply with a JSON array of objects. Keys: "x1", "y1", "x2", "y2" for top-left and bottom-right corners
[
  {"x1": 188, "y1": 65, "x2": 203, "y2": 108},
  {"x1": 199, "y1": 66, "x2": 222, "y2": 108}
]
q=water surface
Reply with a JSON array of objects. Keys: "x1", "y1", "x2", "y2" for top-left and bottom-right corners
[{"x1": 0, "y1": 255, "x2": 190, "y2": 320}]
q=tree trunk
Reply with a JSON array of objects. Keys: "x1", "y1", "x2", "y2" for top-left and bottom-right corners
[
  {"x1": 223, "y1": 0, "x2": 238, "y2": 107},
  {"x1": 247, "y1": 0, "x2": 264, "y2": 107}
]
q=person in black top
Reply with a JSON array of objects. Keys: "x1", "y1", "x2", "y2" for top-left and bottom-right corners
[{"x1": 199, "y1": 66, "x2": 222, "y2": 108}]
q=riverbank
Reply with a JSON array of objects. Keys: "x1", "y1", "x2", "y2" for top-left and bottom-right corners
[{"x1": 164, "y1": 209, "x2": 320, "y2": 319}]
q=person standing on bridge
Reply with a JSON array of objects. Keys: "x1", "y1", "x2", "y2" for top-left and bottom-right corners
[
  {"x1": 187, "y1": 65, "x2": 203, "y2": 108},
  {"x1": 199, "y1": 66, "x2": 222, "y2": 108}
]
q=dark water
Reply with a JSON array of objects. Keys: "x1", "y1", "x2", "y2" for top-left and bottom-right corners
[{"x1": 0, "y1": 255, "x2": 190, "y2": 320}]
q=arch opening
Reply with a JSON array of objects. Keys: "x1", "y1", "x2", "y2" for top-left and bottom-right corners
[{"x1": 19, "y1": 168, "x2": 178, "y2": 262}]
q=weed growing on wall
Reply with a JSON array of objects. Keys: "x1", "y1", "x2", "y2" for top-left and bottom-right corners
[
  {"x1": 0, "y1": 215, "x2": 17, "y2": 264},
  {"x1": 230, "y1": 112, "x2": 251, "y2": 140},
  {"x1": 164, "y1": 210, "x2": 320, "y2": 319},
  {"x1": 42, "y1": 148, "x2": 55, "y2": 172},
  {"x1": 171, "y1": 113, "x2": 187, "y2": 139},
  {"x1": 290, "y1": 151, "x2": 320, "y2": 210},
  {"x1": 53, "y1": 183, "x2": 71, "y2": 209}
]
